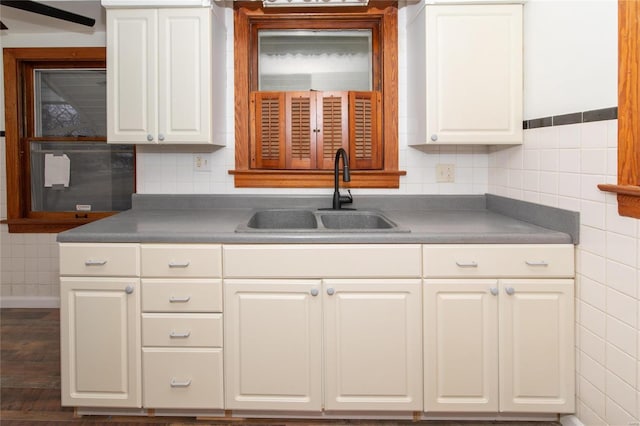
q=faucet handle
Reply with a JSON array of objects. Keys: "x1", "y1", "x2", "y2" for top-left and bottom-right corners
[{"x1": 339, "y1": 189, "x2": 353, "y2": 205}]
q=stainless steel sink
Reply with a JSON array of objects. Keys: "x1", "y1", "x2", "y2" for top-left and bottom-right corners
[{"x1": 236, "y1": 209, "x2": 408, "y2": 233}]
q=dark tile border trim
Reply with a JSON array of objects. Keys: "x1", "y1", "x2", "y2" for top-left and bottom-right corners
[
  {"x1": 523, "y1": 106, "x2": 617, "y2": 129},
  {"x1": 0, "y1": 130, "x2": 5, "y2": 137}
]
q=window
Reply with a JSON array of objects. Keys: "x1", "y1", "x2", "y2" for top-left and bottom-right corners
[
  {"x1": 231, "y1": 1, "x2": 404, "y2": 188},
  {"x1": 598, "y1": 1, "x2": 640, "y2": 218},
  {"x1": 3, "y1": 48, "x2": 135, "y2": 233}
]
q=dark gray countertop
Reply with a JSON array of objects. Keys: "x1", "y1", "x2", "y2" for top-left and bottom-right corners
[{"x1": 57, "y1": 194, "x2": 579, "y2": 244}]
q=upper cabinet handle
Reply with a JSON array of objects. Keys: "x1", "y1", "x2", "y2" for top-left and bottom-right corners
[
  {"x1": 85, "y1": 259, "x2": 107, "y2": 266},
  {"x1": 146, "y1": 134, "x2": 154, "y2": 142},
  {"x1": 168, "y1": 261, "x2": 190, "y2": 268},
  {"x1": 455, "y1": 261, "x2": 478, "y2": 268},
  {"x1": 158, "y1": 134, "x2": 165, "y2": 142},
  {"x1": 525, "y1": 260, "x2": 549, "y2": 267}
]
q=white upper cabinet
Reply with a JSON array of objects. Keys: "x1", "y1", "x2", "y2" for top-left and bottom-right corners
[
  {"x1": 107, "y1": 7, "x2": 224, "y2": 145},
  {"x1": 407, "y1": 4, "x2": 523, "y2": 145}
]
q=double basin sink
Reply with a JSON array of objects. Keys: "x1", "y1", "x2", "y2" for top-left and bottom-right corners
[{"x1": 236, "y1": 209, "x2": 409, "y2": 233}]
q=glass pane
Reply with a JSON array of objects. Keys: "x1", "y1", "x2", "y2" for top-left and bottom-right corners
[
  {"x1": 258, "y1": 30, "x2": 372, "y2": 91},
  {"x1": 34, "y1": 69, "x2": 107, "y2": 137},
  {"x1": 30, "y1": 142, "x2": 134, "y2": 212}
]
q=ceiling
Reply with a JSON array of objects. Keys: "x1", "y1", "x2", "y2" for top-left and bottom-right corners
[{"x1": 0, "y1": 1, "x2": 106, "y2": 34}]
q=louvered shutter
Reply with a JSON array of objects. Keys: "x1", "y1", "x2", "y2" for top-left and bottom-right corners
[
  {"x1": 349, "y1": 91, "x2": 382, "y2": 170},
  {"x1": 317, "y1": 92, "x2": 348, "y2": 170},
  {"x1": 252, "y1": 92, "x2": 286, "y2": 169},
  {"x1": 285, "y1": 92, "x2": 317, "y2": 169}
]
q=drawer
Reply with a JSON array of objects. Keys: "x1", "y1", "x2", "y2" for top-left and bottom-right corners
[
  {"x1": 142, "y1": 279, "x2": 222, "y2": 312},
  {"x1": 223, "y1": 244, "x2": 422, "y2": 278},
  {"x1": 59, "y1": 243, "x2": 139, "y2": 277},
  {"x1": 142, "y1": 313, "x2": 223, "y2": 347},
  {"x1": 423, "y1": 244, "x2": 575, "y2": 278},
  {"x1": 142, "y1": 348, "x2": 223, "y2": 409},
  {"x1": 141, "y1": 245, "x2": 222, "y2": 278}
]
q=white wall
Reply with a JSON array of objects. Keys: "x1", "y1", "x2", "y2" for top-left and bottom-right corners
[
  {"x1": 134, "y1": 2, "x2": 490, "y2": 195},
  {"x1": 523, "y1": 0, "x2": 617, "y2": 119}
]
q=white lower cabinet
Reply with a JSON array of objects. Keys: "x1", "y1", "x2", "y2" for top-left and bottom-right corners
[
  {"x1": 224, "y1": 280, "x2": 323, "y2": 411},
  {"x1": 224, "y1": 278, "x2": 423, "y2": 412},
  {"x1": 142, "y1": 347, "x2": 223, "y2": 409},
  {"x1": 323, "y1": 279, "x2": 422, "y2": 411},
  {"x1": 424, "y1": 279, "x2": 575, "y2": 414},
  {"x1": 60, "y1": 277, "x2": 141, "y2": 407},
  {"x1": 140, "y1": 244, "x2": 224, "y2": 409}
]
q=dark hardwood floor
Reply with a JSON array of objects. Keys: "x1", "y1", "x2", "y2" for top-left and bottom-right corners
[{"x1": 1, "y1": 308, "x2": 561, "y2": 426}]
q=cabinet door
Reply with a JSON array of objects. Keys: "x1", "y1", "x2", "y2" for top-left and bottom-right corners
[
  {"x1": 423, "y1": 279, "x2": 498, "y2": 412},
  {"x1": 499, "y1": 279, "x2": 575, "y2": 413},
  {"x1": 224, "y1": 279, "x2": 322, "y2": 411},
  {"x1": 60, "y1": 277, "x2": 141, "y2": 407},
  {"x1": 323, "y1": 279, "x2": 422, "y2": 411},
  {"x1": 425, "y1": 5, "x2": 522, "y2": 144},
  {"x1": 158, "y1": 8, "x2": 211, "y2": 144},
  {"x1": 107, "y1": 8, "x2": 157, "y2": 144}
]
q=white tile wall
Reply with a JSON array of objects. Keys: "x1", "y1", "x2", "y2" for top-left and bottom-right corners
[
  {"x1": 489, "y1": 119, "x2": 640, "y2": 425},
  {"x1": 134, "y1": 2, "x2": 491, "y2": 196},
  {"x1": 0, "y1": 137, "x2": 60, "y2": 306}
]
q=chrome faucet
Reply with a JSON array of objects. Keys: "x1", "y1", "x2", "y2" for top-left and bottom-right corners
[{"x1": 332, "y1": 148, "x2": 353, "y2": 210}]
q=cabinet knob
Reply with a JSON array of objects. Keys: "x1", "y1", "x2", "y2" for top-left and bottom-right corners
[
  {"x1": 490, "y1": 287, "x2": 499, "y2": 296},
  {"x1": 505, "y1": 287, "x2": 515, "y2": 296},
  {"x1": 327, "y1": 288, "x2": 335, "y2": 296},
  {"x1": 310, "y1": 288, "x2": 319, "y2": 297},
  {"x1": 431, "y1": 134, "x2": 438, "y2": 142},
  {"x1": 125, "y1": 285, "x2": 134, "y2": 294},
  {"x1": 158, "y1": 134, "x2": 165, "y2": 142},
  {"x1": 147, "y1": 134, "x2": 154, "y2": 142}
]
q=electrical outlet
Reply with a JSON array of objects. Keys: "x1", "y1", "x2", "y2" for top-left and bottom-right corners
[
  {"x1": 436, "y1": 164, "x2": 455, "y2": 183},
  {"x1": 193, "y1": 154, "x2": 211, "y2": 172}
]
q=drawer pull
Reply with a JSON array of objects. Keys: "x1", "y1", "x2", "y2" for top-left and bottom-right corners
[
  {"x1": 169, "y1": 331, "x2": 191, "y2": 338},
  {"x1": 168, "y1": 261, "x2": 190, "y2": 268},
  {"x1": 525, "y1": 260, "x2": 549, "y2": 267},
  {"x1": 169, "y1": 296, "x2": 191, "y2": 303},
  {"x1": 455, "y1": 261, "x2": 478, "y2": 268},
  {"x1": 170, "y1": 378, "x2": 192, "y2": 388},
  {"x1": 85, "y1": 259, "x2": 107, "y2": 266}
]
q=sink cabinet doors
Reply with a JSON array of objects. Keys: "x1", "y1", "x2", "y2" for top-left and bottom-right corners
[
  {"x1": 424, "y1": 279, "x2": 575, "y2": 413},
  {"x1": 224, "y1": 279, "x2": 323, "y2": 411},
  {"x1": 323, "y1": 279, "x2": 422, "y2": 411},
  {"x1": 223, "y1": 278, "x2": 423, "y2": 412}
]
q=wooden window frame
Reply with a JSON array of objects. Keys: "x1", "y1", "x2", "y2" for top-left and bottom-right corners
[
  {"x1": 2, "y1": 47, "x2": 128, "y2": 233},
  {"x1": 598, "y1": 1, "x2": 640, "y2": 218},
  {"x1": 230, "y1": 1, "x2": 405, "y2": 188}
]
